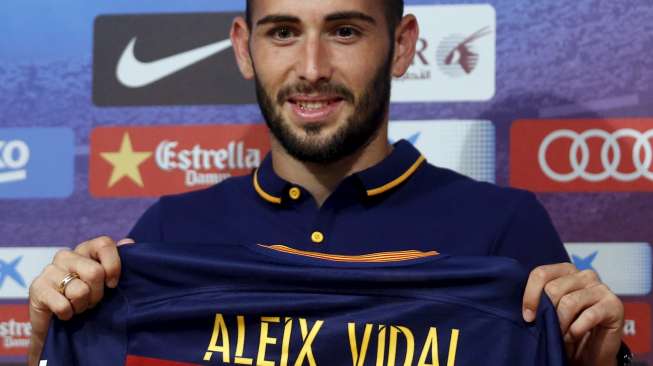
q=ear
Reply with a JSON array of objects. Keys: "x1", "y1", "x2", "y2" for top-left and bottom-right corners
[
  {"x1": 391, "y1": 15, "x2": 419, "y2": 78},
  {"x1": 230, "y1": 16, "x2": 255, "y2": 80}
]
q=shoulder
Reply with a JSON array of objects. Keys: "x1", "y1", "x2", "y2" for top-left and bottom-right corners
[
  {"x1": 413, "y1": 162, "x2": 536, "y2": 213},
  {"x1": 410, "y1": 163, "x2": 568, "y2": 269},
  {"x1": 158, "y1": 174, "x2": 253, "y2": 211},
  {"x1": 128, "y1": 175, "x2": 254, "y2": 242}
]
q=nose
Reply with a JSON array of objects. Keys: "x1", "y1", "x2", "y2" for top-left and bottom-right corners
[{"x1": 296, "y1": 32, "x2": 333, "y2": 83}]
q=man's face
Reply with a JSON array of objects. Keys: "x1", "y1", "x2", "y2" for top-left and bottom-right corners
[{"x1": 247, "y1": 0, "x2": 395, "y2": 163}]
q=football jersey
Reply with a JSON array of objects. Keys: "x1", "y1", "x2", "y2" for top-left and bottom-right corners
[{"x1": 40, "y1": 243, "x2": 567, "y2": 366}]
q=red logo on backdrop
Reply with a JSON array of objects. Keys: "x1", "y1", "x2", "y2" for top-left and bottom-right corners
[
  {"x1": 510, "y1": 118, "x2": 653, "y2": 192},
  {"x1": 0, "y1": 304, "x2": 30, "y2": 357},
  {"x1": 90, "y1": 125, "x2": 270, "y2": 197},
  {"x1": 623, "y1": 302, "x2": 651, "y2": 354}
]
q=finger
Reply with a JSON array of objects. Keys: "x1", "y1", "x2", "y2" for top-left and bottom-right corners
[
  {"x1": 43, "y1": 263, "x2": 91, "y2": 315},
  {"x1": 30, "y1": 270, "x2": 74, "y2": 322},
  {"x1": 76, "y1": 236, "x2": 122, "y2": 288},
  {"x1": 52, "y1": 249, "x2": 105, "y2": 308},
  {"x1": 566, "y1": 291, "x2": 624, "y2": 340},
  {"x1": 544, "y1": 269, "x2": 601, "y2": 308},
  {"x1": 557, "y1": 284, "x2": 610, "y2": 334},
  {"x1": 563, "y1": 332, "x2": 590, "y2": 361},
  {"x1": 522, "y1": 263, "x2": 579, "y2": 322}
]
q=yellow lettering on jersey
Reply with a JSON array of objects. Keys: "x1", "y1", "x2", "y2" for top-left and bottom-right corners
[
  {"x1": 257, "y1": 317, "x2": 280, "y2": 366},
  {"x1": 388, "y1": 326, "x2": 415, "y2": 366},
  {"x1": 293, "y1": 318, "x2": 324, "y2": 366},
  {"x1": 376, "y1": 325, "x2": 387, "y2": 366},
  {"x1": 280, "y1": 318, "x2": 293, "y2": 366},
  {"x1": 348, "y1": 323, "x2": 374, "y2": 366},
  {"x1": 234, "y1": 315, "x2": 254, "y2": 365},
  {"x1": 446, "y1": 330, "x2": 460, "y2": 366},
  {"x1": 204, "y1": 313, "x2": 230, "y2": 363},
  {"x1": 417, "y1": 327, "x2": 439, "y2": 366}
]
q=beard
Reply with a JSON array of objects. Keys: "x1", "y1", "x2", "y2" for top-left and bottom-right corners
[{"x1": 254, "y1": 53, "x2": 393, "y2": 164}]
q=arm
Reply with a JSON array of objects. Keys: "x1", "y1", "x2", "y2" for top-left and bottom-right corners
[
  {"x1": 492, "y1": 192, "x2": 624, "y2": 366},
  {"x1": 28, "y1": 200, "x2": 162, "y2": 366}
]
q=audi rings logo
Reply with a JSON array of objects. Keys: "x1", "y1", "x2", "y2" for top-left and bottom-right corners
[
  {"x1": 510, "y1": 119, "x2": 653, "y2": 192},
  {"x1": 539, "y1": 129, "x2": 653, "y2": 183}
]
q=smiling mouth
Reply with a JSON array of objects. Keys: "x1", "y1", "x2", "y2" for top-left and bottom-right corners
[
  {"x1": 285, "y1": 96, "x2": 346, "y2": 123},
  {"x1": 288, "y1": 97, "x2": 344, "y2": 110}
]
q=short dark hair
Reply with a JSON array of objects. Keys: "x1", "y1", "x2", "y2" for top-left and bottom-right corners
[{"x1": 245, "y1": 0, "x2": 404, "y2": 33}]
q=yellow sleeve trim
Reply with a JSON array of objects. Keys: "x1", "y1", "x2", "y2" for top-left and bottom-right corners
[
  {"x1": 253, "y1": 169, "x2": 282, "y2": 204},
  {"x1": 366, "y1": 155, "x2": 426, "y2": 197},
  {"x1": 259, "y1": 244, "x2": 439, "y2": 263}
]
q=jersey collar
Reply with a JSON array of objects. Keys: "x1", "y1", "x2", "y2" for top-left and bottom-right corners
[{"x1": 252, "y1": 140, "x2": 426, "y2": 205}]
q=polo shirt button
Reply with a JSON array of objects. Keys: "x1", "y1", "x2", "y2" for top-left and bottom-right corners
[
  {"x1": 311, "y1": 231, "x2": 324, "y2": 244},
  {"x1": 289, "y1": 187, "x2": 301, "y2": 200}
]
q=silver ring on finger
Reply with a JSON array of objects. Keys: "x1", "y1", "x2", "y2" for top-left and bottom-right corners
[{"x1": 58, "y1": 272, "x2": 80, "y2": 296}]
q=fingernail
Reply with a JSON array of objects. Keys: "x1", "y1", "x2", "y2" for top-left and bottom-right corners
[
  {"x1": 523, "y1": 309, "x2": 535, "y2": 322},
  {"x1": 107, "y1": 279, "x2": 118, "y2": 288},
  {"x1": 117, "y1": 239, "x2": 135, "y2": 246}
]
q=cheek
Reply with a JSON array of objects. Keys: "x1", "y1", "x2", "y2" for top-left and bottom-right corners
[
  {"x1": 332, "y1": 44, "x2": 387, "y2": 92},
  {"x1": 252, "y1": 46, "x2": 295, "y2": 87}
]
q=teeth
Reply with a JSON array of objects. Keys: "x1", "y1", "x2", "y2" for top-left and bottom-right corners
[{"x1": 298, "y1": 102, "x2": 327, "y2": 111}]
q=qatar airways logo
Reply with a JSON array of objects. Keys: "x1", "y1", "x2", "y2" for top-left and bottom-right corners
[
  {"x1": 392, "y1": 5, "x2": 496, "y2": 102},
  {"x1": 155, "y1": 140, "x2": 261, "y2": 187},
  {"x1": 0, "y1": 318, "x2": 30, "y2": 349},
  {"x1": 0, "y1": 140, "x2": 30, "y2": 184}
]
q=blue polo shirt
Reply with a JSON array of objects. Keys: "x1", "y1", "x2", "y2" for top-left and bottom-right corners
[{"x1": 129, "y1": 140, "x2": 569, "y2": 271}]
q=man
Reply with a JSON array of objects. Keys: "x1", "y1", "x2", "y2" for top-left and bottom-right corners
[{"x1": 28, "y1": 0, "x2": 627, "y2": 365}]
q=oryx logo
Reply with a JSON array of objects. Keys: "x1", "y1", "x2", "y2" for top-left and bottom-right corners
[
  {"x1": 437, "y1": 27, "x2": 493, "y2": 78},
  {"x1": 0, "y1": 140, "x2": 29, "y2": 184},
  {"x1": 94, "y1": 13, "x2": 256, "y2": 106},
  {"x1": 539, "y1": 129, "x2": 653, "y2": 183},
  {"x1": 0, "y1": 128, "x2": 73, "y2": 199},
  {"x1": 392, "y1": 5, "x2": 496, "y2": 102},
  {"x1": 511, "y1": 119, "x2": 653, "y2": 192}
]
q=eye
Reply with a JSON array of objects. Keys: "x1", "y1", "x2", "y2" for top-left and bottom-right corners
[
  {"x1": 270, "y1": 26, "x2": 296, "y2": 40},
  {"x1": 334, "y1": 26, "x2": 360, "y2": 39}
]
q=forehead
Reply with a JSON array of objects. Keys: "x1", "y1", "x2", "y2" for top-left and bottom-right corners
[{"x1": 250, "y1": 0, "x2": 386, "y2": 25}]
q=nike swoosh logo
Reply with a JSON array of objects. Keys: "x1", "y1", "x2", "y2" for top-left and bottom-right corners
[{"x1": 116, "y1": 37, "x2": 233, "y2": 88}]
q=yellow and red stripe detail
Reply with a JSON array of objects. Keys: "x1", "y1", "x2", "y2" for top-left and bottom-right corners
[{"x1": 258, "y1": 244, "x2": 438, "y2": 263}]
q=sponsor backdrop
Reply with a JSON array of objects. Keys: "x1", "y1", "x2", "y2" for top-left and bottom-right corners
[{"x1": 0, "y1": 0, "x2": 651, "y2": 363}]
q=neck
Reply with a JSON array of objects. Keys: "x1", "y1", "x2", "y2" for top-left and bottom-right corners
[{"x1": 271, "y1": 125, "x2": 392, "y2": 207}]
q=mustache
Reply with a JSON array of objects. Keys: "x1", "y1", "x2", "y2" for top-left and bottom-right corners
[{"x1": 276, "y1": 81, "x2": 356, "y2": 105}]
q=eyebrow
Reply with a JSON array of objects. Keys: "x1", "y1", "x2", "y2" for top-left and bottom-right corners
[
  {"x1": 256, "y1": 14, "x2": 300, "y2": 26},
  {"x1": 255, "y1": 11, "x2": 377, "y2": 27},
  {"x1": 324, "y1": 11, "x2": 376, "y2": 25}
]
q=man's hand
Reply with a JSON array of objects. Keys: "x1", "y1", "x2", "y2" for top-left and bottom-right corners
[
  {"x1": 27, "y1": 236, "x2": 134, "y2": 366},
  {"x1": 522, "y1": 263, "x2": 624, "y2": 366}
]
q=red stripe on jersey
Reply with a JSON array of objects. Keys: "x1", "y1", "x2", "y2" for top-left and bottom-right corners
[{"x1": 126, "y1": 355, "x2": 200, "y2": 366}]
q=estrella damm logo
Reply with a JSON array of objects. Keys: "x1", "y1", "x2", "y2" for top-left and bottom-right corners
[
  {"x1": 511, "y1": 118, "x2": 653, "y2": 192},
  {"x1": 0, "y1": 304, "x2": 30, "y2": 357},
  {"x1": 623, "y1": 302, "x2": 651, "y2": 355},
  {"x1": 89, "y1": 125, "x2": 270, "y2": 197},
  {"x1": 0, "y1": 128, "x2": 74, "y2": 199}
]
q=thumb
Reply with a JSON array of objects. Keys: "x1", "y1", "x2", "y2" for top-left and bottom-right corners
[
  {"x1": 28, "y1": 301, "x2": 52, "y2": 364},
  {"x1": 117, "y1": 238, "x2": 135, "y2": 246}
]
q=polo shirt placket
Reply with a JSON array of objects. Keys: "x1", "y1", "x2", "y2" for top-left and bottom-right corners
[{"x1": 252, "y1": 141, "x2": 427, "y2": 252}]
